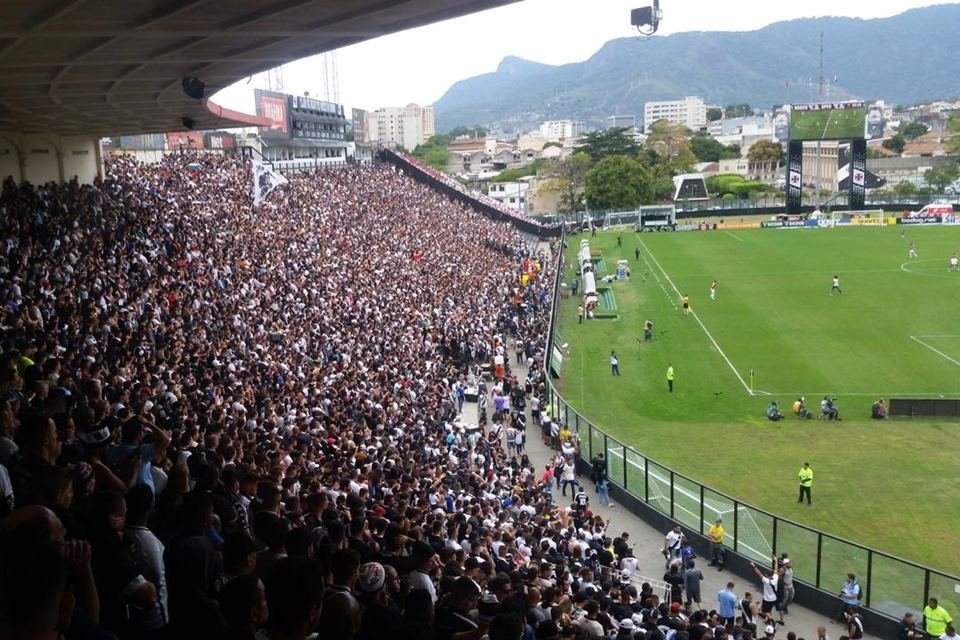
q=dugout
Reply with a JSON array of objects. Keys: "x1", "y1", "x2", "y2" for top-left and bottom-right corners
[{"x1": 889, "y1": 398, "x2": 960, "y2": 417}]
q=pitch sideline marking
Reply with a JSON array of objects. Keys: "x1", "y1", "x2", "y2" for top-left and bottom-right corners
[
  {"x1": 910, "y1": 335, "x2": 960, "y2": 367},
  {"x1": 638, "y1": 238, "x2": 754, "y2": 396},
  {"x1": 636, "y1": 233, "x2": 678, "y2": 311},
  {"x1": 724, "y1": 231, "x2": 744, "y2": 242}
]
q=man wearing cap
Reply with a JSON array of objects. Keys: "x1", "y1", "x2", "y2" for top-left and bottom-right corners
[
  {"x1": 708, "y1": 518, "x2": 725, "y2": 570},
  {"x1": 356, "y1": 562, "x2": 404, "y2": 640},
  {"x1": 615, "y1": 618, "x2": 635, "y2": 640},
  {"x1": 778, "y1": 557, "x2": 795, "y2": 615},
  {"x1": 435, "y1": 576, "x2": 483, "y2": 640}
]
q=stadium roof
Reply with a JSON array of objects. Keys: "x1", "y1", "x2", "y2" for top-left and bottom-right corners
[{"x1": 0, "y1": 0, "x2": 520, "y2": 136}]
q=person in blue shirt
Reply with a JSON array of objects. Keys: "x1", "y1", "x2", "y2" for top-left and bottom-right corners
[
  {"x1": 838, "y1": 573, "x2": 861, "y2": 621},
  {"x1": 718, "y1": 582, "x2": 738, "y2": 626}
]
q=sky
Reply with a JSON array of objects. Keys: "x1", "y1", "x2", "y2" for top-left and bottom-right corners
[{"x1": 212, "y1": 0, "x2": 942, "y2": 116}]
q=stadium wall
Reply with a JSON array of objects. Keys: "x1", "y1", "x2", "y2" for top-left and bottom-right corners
[
  {"x1": 545, "y1": 230, "x2": 952, "y2": 638},
  {"x1": 0, "y1": 133, "x2": 101, "y2": 184}
]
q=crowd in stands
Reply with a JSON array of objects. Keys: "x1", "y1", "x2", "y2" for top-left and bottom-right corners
[
  {"x1": 393, "y1": 151, "x2": 558, "y2": 231},
  {"x1": 0, "y1": 152, "x2": 928, "y2": 640}
]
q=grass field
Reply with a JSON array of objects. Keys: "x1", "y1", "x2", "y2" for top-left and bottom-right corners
[
  {"x1": 555, "y1": 226, "x2": 960, "y2": 593},
  {"x1": 790, "y1": 106, "x2": 865, "y2": 141}
]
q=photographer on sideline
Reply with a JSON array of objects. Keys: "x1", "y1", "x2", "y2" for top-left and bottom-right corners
[{"x1": 821, "y1": 397, "x2": 840, "y2": 420}]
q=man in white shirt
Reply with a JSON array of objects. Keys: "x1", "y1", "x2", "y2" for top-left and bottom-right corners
[
  {"x1": 662, "y1": 525, "x2": 683, "y2": 569},
  {"x1": 561, "y1": 461, "x2": 579, "y2": 497},
  {"x1": 407, "y1": 542, "x2": 438, "y2": 602}
]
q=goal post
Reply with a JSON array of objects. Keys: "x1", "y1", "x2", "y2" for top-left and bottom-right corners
[{"x1": 827, "y1": 209, "x2": 888, "y2": 227}]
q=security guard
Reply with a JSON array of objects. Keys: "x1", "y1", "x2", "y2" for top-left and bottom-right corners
[
  {"x1": 708, "y1": 518, "x2": 725, "y2": 569},
  {"x1": 666, "y1": 364, "x2": 675, "y2": 392},
  {"x1": 797, "y1": 462, "x2": 813, "y2": 505}
]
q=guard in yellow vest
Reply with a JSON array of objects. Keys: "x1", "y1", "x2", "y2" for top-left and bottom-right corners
[{"x1": 798, "y1": 462, "x2": 813, "y2": 505}]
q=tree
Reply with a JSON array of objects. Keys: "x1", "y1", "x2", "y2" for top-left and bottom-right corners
[
  {"x1": 645, "y1": 120, "x2": 696, "y2": 171},
  {"x1": 540, "y1": 152, "x2": 592, "y2": 213},
  {"x1": 412, "y1": 134, "x2": 452, "y2": 171},
  {"x1": 584, "y1": 155, "x2": 652, "y2": 210},
  {"x1": 575, "y1": 128, "x2": 641, "y2": 162},
  {"x1": 897, "y1": 121, "x2": 929, "y2": 140},
  {"x1": 724, "y1": 104, "x2": 754, "y2": 118},
  {"x1": 948, "y1": 114, "x2": 960, "y2": 154},
  {"x1": 924, "y1": 161, "x2": 960, "y2": 192},
  {"x1": 747, "y1": 140, "x2": 783, "y2": 165},
  {"x1": 690, "y1": 134, "x2": 740, "y2": 163},
  {"x1": 448, "y1": 125, "x2": 487, "y2": 138},
  {"x1": 492, "y1": 159, "x2": 544, "y2": 183},
  {"x1": 706, "y1": 107, "x2": 723, "y2": 122},
  {"x1": 707, "y1": 174, "x2": 775, "y2": 198},
  {"x1": 882, "y1": 133, "x2": 906, "y2": 155},
  {"x1": 892, "y1": 180, "x2": 917, "y2": 197}
]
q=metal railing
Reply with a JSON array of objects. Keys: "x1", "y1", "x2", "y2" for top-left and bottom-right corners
[{"x1": 543, "y1": 236, "x2": 960, "y2": 622}]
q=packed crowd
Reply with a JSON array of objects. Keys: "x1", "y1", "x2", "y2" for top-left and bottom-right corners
[
  {"x1": 394, "y1": 151, "x2": 557, "y2": 230},
  {"x1": 0, "y1": 152, "x2": 931, "y2": 640}
]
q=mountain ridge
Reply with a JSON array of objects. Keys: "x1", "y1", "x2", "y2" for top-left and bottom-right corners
[{"x1": 433, "y1": 4, "x2": 960, "y2": 132}]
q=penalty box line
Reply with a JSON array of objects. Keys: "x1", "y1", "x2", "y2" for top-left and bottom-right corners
[
  {"x1": 637, "y1": 238, "x2": 755, "y2": 396},
  {"x1": 910, "y1": 335, "x2": 960, "y2": 367}
]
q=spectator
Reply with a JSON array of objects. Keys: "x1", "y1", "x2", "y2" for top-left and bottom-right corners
[
  {"x1": 838, "y1": 574, "x2": 862, "y2": 620},
  {"x1": 86, "y1": 490, "x2": 163, "y2": 637},
  {"x1": 0, "y1": 534, "x2": 74, "y2": 640},
  {"x1": 217, "y1": 574, "x2": 268, "y2": 640},
  {"x1": 262, "y1": 557, "x2": 325, "y2": 640},
  {"x1": 898, "y1": 612, "x2": 922, "y2": 640}
]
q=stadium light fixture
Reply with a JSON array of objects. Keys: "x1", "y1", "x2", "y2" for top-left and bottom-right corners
[{"x1": 631, "y1": 0, "x2": 662, "y2": 36}]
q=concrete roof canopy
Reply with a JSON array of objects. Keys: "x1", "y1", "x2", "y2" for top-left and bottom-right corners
[{"x1": 0, "y1": 0, "x2": 520, "y2": 136}]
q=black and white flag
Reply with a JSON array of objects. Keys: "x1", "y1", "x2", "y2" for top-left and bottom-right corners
[{"x1": 252, "y1": 160, "x2": 287, "y2": 206}]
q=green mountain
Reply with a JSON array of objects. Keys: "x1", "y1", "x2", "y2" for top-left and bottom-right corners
[{"x1": 434, "y1": 4, "x2": 960, "y2": 132}]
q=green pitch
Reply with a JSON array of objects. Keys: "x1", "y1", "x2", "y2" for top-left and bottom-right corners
[
  {"x1": 790, "y1": 106, "x2": 865, "y2": 140},
  {"x1": 556, "y1": 226, "x2": 960, "y2": 582}
]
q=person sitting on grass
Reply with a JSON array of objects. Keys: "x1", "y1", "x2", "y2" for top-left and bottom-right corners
[
  {"x1": 792, "y1": 397, "x2": 811, "y2": 419},
  {"x1": 767, "y1": 402, "x2": 784, "y2": 422},
  {"x1": 821, "y1": 397, "x2": 841, "y2": 420},
  {"x1": 871, "y1": 399, "x2": 887, "y2": 420}
]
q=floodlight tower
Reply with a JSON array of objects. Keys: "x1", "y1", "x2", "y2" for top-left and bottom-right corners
[
  {"x1": 320, "y1": 51, "x2": 341, "y2": 104},
  {"x1": 265, "y1": 65, "x2": 285, "y2": 93}
]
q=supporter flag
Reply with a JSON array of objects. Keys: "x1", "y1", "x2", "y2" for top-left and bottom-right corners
[{"x1": 252, "y1": 160, "x2": 288, "y2": 206}]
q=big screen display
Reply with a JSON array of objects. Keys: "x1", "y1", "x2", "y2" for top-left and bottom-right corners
[{"x1": 790, "y1": 101, "x2": 865, "y2": 141}]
